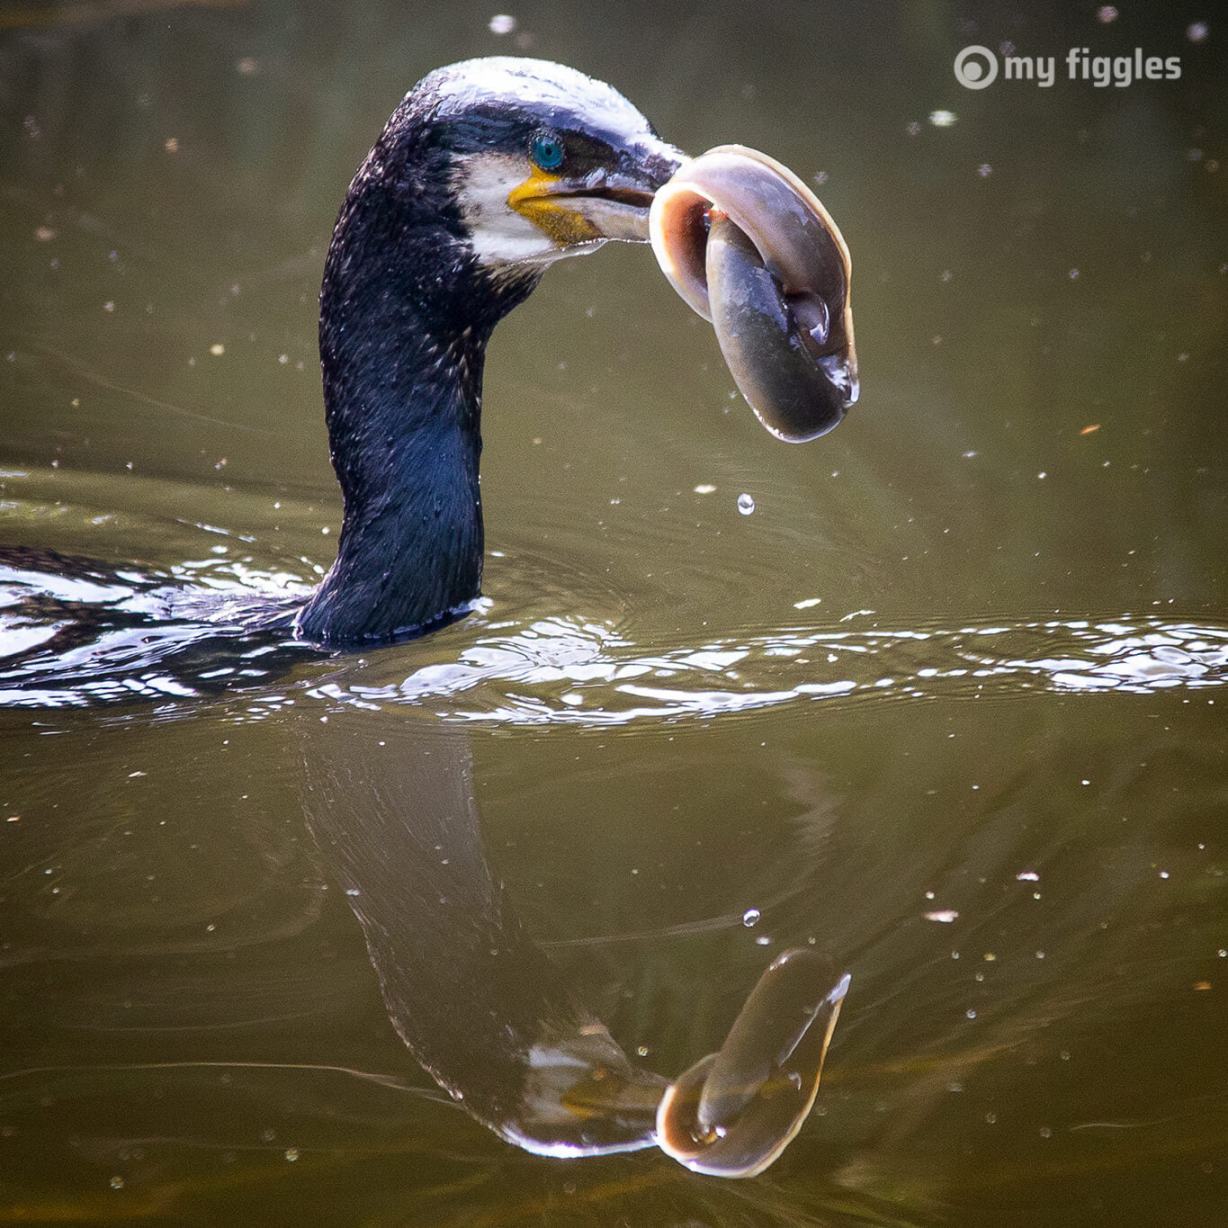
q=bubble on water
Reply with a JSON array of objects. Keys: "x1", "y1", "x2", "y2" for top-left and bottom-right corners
[
  {"x1": 109, "y1": 1176, "x2": 124, "y2": 1190},
  {"x1": 754, "y1": 934, "x2": 771, "y2": 945},
  {"x1": 985, "y1": 1111, "x2": 997, "y2": 1124},
  {"x1": 929, "y1": 110, "x2": 957, "y2": 128},
  {"x1": 965, "y1": 1008, "x2": 977, "y2": 1020},
  {"x1": 489, "y1": 14, "x2": 515, "y2": 34},
  {"x1": 1016, "y1": 870, "x2": 1040, "y2": 882},
  {"x1": 742, "y1": 907, "x2": 761, "y2": 927},
  {"x1": 284, "y1": 1148, "x2": 299, "y2": 1162},
  {"x1": 1187, "y1": 21, "x2": 1209, "y2": 43},
  {"x1": 1097, "y1": 4, "x2": 1118, "y2": 21},
  {"x1": 737, "y1": 492, "x2": 755, "y2": 516},
  {"x1": 925, "y1": 909, "x2": 959, "y2": 923}
]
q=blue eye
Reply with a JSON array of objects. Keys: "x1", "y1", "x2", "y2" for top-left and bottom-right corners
[{"x1": 531, "y1": 134, "x2": 565, "y2": 171}]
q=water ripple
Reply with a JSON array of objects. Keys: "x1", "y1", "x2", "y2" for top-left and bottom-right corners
[{"x1": 309, "y1": 615, "x2": 1228, "y2": 727}]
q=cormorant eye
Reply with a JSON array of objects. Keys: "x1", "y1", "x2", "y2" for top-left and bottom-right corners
[{"x1": 531, "y1": 133, "x2": 566, "y2": 172}]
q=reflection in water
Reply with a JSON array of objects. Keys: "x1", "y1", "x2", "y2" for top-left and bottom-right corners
[
  {"x1": 300, "y1": 712, "x2": 663, "y2": 1159},
  {"x1": 301, "y1": 711, "x2": 849, "y2": 1175}
]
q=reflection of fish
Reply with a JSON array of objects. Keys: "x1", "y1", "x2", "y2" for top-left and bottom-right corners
[
  {"x1": 657, "y1": 951, "x2": 850, "y2": 1178},
  {"x1": 301, "y1": 711, "x2": 848, "y2": 1175}
]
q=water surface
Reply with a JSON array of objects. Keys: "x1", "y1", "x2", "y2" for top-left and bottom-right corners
[{"x1": 1, "y1": 1, "x2": 1226, "y2": 1224}]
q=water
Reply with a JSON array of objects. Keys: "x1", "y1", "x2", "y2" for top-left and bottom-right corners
[{"x1": 2, "y1": 1, "x2": 1227, "y2": 1223}]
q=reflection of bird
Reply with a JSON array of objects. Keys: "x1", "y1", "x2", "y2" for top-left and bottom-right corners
[{"x1": 296, "y1": 58, "x2": 681, "y2": 644}]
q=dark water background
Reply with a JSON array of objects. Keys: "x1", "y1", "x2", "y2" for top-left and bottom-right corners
[{"x1": 1, "y1": 1, "x2": 1226, "y2": 1224}]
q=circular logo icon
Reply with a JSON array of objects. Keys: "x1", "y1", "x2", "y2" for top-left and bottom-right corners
[{"x1": 953, "y1": 45, "x2": 999, "y2": 90}]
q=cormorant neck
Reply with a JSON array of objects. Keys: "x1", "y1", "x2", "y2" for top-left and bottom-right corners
[{"x1": 297, "y1": 140, "x2": 538, "y2": 645}]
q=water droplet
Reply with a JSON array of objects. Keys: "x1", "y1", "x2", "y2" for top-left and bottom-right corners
[
  {"x1": 965, "y1": 1008, "x2": 977, "y2": 1020},
  {"x1": 742, "y1": 907, "x2": 761, "y2": 927},
  {"x1": 985, "y1": 1111, "x2": 997, "y2": 1125},
  {"x1": 284, "y1": 1147, "x2": 299, "y2": 1162},
  {"x1": 488, "y1": 14, "x2": 516, "y2": 34},
  {"x1": 736, "y1": 492, "x2": 755, "y2": 516},
  {"x1": 109, "y1": 1176, "x2": 124, "y2": 1190},
  {"x1": 1040, "y1": 1126, "x2": 1053, "y2": 1138}
]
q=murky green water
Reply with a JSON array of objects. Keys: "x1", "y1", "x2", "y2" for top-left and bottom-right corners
[{"x1": 2, "y1": 1, "x2": 1227, "y2": 1224}]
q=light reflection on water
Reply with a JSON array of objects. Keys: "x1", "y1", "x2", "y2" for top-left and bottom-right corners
[{"x1": 5, "y1": 528, "x2": 1224, "y2": 717}]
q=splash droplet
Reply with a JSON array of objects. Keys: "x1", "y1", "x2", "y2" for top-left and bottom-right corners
[
  {"x1": 742, "y1": 907, "x2": 761, "y2": 927},
  {"x1": 737, "y1": 492, "x2": 755, "y2": 516}
]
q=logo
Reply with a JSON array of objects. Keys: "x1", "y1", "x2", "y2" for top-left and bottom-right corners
[{"x1": 953, "y1": 46, "x2": 999, "y2": 90}]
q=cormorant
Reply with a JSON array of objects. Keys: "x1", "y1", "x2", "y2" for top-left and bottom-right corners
[
  {"x1": 4, "y1": 57, "x2": 858, "y2": 693},
  {"x1": 295, "y1": 57, "x2": 683, "y2": 645}
]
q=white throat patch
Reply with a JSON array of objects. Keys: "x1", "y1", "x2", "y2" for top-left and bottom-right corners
[{"x1": 452, "y1": 152, "x2": 603, "y2": 268}]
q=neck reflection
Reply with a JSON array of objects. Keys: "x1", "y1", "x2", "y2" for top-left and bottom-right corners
[{"x1": 301, "y1": 714, "x2": 664, "y2": 1157}]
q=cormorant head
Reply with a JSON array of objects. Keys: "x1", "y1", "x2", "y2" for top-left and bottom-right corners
[{"x1": 410, "y1": 57, "x2": 683, "y2": 270}]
